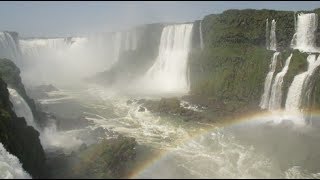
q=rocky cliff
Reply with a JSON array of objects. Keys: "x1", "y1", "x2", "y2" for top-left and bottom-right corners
[{"x1": 0, "y1": 76, "x2": 46, "y2": 178}]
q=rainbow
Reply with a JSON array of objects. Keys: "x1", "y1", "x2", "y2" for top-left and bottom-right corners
[{"x1": 126, "y1": 109, "x2": 320, "y2": 178}]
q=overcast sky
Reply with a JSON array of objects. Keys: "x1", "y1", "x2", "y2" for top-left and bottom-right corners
[{"x1": 1, "y1": 1, "x2": 320, "y2": 37}]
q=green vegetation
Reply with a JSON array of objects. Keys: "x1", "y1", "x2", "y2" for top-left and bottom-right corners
[
  {"x1": 0, "y1": 58, "x2": 44, "y2": 127},
  {"x1": 0, "y1": 77, "x2": 46, "y2": 178},
  {"x1": 188, "y1": 8, "x2": 320, "y2": 113},
  {"x1": 47, "y1": 135, "x2": 137, "y2": 179}
]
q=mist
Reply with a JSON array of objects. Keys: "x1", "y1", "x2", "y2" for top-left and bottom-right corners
[{"x1": 1, "y1": 1, "x2": 320, "y2": 179}]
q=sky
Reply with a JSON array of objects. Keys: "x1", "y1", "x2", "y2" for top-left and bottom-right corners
[{"x1": 1, "y1": 1, "x2": 320, "y2": 37}]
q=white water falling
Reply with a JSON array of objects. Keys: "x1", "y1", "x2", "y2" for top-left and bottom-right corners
[
  {"x1": 8, "y1": 88, "x2": 39, "y2": 131},
  {"x1": 199, "y1": 20, "x2": 204, "y2": 50},
  {"x1": 260, "y1": 52, "x2": 280, "y2": 109},
  {"x1": 285, "y1": 54, "x2": 320, "y2": 112},
  {"x1": 266, "y1": 19, "x2": 270, "y2": 50},
  {"x1": 0, "y1": 32, "x2": 21, "y2": 65},
  {"x1": 269, "y1": 54, "x2": 293, "y2": 110},
  {"x1": 138, "y1": 23, "x2": 193, "y2": 95},
  {"x1": 291, "y1": 13, "x2": 319, "y2": 53},
  {"x1": 0, "y1": 143, "x2": 31, "y2": 179},
  {"x1": 123, "y1": 30, "x2": 138, "y2": 51},
  {"x1": 269, "y1": 19, "x2": 277, "y2": 51},
  {"x1": 19, "y1": 32, "x2": 130, "y2": 86}
]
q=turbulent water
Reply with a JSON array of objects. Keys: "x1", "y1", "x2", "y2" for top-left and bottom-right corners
[
  {"x1": 31, "y1": 86, "x2": 320, "y2": 179},
  {"x1": 285, "y1": 54, "x2": 320, "y2": 112},
  {"x1": 291, "y1": 13, "x2": 319, "y2": 52},
  {"x1": 2, "y1": 10, "x2": 320, "y2": 179},
  {"x1": 269, "y1": 19, "x2": 277, "y2": 51},
  {"x1": 0, "y1": 143, "x2": 31, "y2": 179},
  {"x1": 260, "y1": 52, "x2": 280, "y2": 109},
  {"x1": 269, "y1": 53, "x2": 293, "y2": 110},
  {"x1": 0, "y1": 32, "x2": 21, "y2": 66},
  {"x1": 137, "y1": 24, "x2": 193, "y2": 95},
  {"x1": 8, "y1": 88, "x2": 39, "y2": 130}
]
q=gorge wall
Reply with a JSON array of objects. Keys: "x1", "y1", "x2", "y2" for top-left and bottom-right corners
[
  {"x1": 0, "y1": 75, "x2": 46, "y2": 178},
  {"x1": 188, "y1": 8, "x2": 320, "y2": 115}
]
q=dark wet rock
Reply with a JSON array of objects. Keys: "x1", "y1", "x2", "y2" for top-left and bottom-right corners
[
  {"x1": 0, "y1": 58, "x2": 46, "y2": 127},
  {"x1": 79, "y1": 143, "x2": 88, "y2": 151},
  {"x1": 36, "y1": 84, "x2": 59, "y2": 92},
  {"x1": 137, "y1": 99, "x2": 146, "y2": 104},
  {"x1": 126, "y1": 100, "x2": 133, "y2": 105},
  {"x1": 142, "y1": 97, "x2": 207, "y2": 122},
  {"x1": 138, "y1": 106, "x2": 145, "y2": 112},
  {"x1": 56, "y1": 115, "x2": 91, "y2": 131},
  {"x1": 0, "y1": 77, "x2": 46, "y2": 178},
  {"x1": 46, "y1": 135, "x2": 137, "y2": 179}
]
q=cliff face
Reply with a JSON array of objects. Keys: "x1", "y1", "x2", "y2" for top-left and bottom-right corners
[
  {"x1": 0, "y1": 58, "x2": 45, "y2": 128},
  {"x1": 188, "y1": 8, "x2": 320, "y2": 112},
  {"x1": 0, "y1": 77, "x2": 46, "y2": 178},
  {"x1": 91, "y1": 23, "x2": 164, "y2": 85}
]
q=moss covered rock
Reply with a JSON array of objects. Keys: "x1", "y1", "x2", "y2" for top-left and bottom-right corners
[
  {"x1": 0, "y1": 77, "x2": 46, "y2": 178},
  {"x1": 46, "y1": 135, "x2": 137, "y2": 179},
  {"x1": 0, "y1": 58, "x2": 45, "y2": 128}
]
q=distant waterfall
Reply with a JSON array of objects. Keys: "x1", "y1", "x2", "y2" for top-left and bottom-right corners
[
  {"x1": 124, "y1": 30, "x2": 138, "y2": 51},
  {"x1": 269, "y1": 53, "x2": 293, "y2": 110},
  {"x1": 285, "y1": 54, "x2": 320, "y2": 111},
  {"x1": 140, "y1": 24, "x2": 193, "y2": 94},
  {"x1": 200, "y1": 20, "x2": 204, "y2": 50},
  {"x1": 269, "y1": 19, "x2": 277, "y2": 51},
  {"x1": 266, "y1": 19, "x2": 270, "y2": 50},
  {"x1": 260, "y1": 52, "x2": 280, "y2": 109},
  {"x1": 8, "y1": 88, "x2": 39, "y2": 131},
  {"x1": 19, "y1": 31, "x2": 139, "y2": 85},
  {"x1": 0, "y1": 143, "x2": 31, "y2": 179},
  {"x1": 291, "y1": 13, "x2": 319, "y2": 52},
  {"x1": 0, "y1": 32, "x2": 21, "y2": 65}
]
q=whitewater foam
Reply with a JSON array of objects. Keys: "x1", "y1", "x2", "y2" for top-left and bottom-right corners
[{"x1": 0, "y1": 143, "x2": 31, "y2": 179}]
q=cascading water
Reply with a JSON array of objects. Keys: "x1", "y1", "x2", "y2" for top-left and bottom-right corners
[
  {"x1": 123, "y1": 30, "x2": 138, "y2": 51},
  {"x1": 0, "y1": 143, "x2": 31, "y2": 179},
  {"x1": 0, "y1": 32, "x2": 21, "y2": 65},
  {"x1": 268, "y1": 53, "x2": 293, "y2": 110},
  {"x1": 269, "y1": 19, "x2": 277, "y2": 51},
  {"x1": 199, "y1": 20, "x2": 204, "y2": 50},
  {"x1": 285, "y1": 54, "x2": 320, "y2": 112},
  {"x1": 260, "y1": 52, "x2": 280, "y2": 109},
  {"x1": 291, "y1": 13, "x2": 319, "y2": 53},
  {"x1": 266, "y1": 19, "x2": 270, "y2": 50},
  {"x1": 8, "y1": 88, "x2": 39, "y2": 131},
  {"x1": 138, "y1": 23, "x2": 194, "y2": 95},
  {"x1": 19, "y1": 31, "x2": 135, "y2": 86}
]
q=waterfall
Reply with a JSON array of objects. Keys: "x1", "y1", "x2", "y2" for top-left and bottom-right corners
[
  {"x1": 131, "y1": 30, "x2": 138, "y2": 50},
  {"x1": 268, "y1": 53, "x2": 293, "y2": 110},
  {"x1": 0, "y1": 32, "x2": 21, "y2": 65},
  {"x1": 19, "y1": 32, "x2": 132, "y2": 85},
  {"x1": 139, "y1": 23, "x2": 193, "y2": 95},
  {"x1": 266, "y1": 19, "x2": 270, "y2": 50},
  {"x1": 291, "y1": 13, "x2": 319, "y2": 53},
  {"x1": 123, "y1": 30, "x2": 138, "y2": 51},
  {"x1": 113, "y1": 32, "x2": 123, "y2": 63},
  {"x1": 285, "y1": 54, "x2": 320, "y2": 111},
  {"x1": 269, "y1": 19, "x2": 277, "y2": 51},
  {"x1": 0, "y1": 143, "x2": 31, "y2": 179},
  {"x1": 8, "y1": 88, "x2": 39, "y2": 131},
  {"x1": 259, "y1": 52, "x2": 280, "y2": 109},
  {"x1": 200, "y1": 20, "x2": 204, "y2": 50}
]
